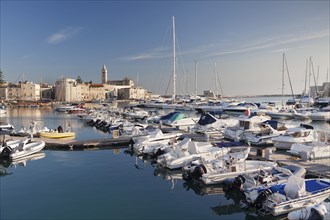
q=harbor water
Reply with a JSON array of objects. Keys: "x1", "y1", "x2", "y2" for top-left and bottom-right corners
[{"x1": 1, "y1": 100, "x2": 329, "y2": 220}]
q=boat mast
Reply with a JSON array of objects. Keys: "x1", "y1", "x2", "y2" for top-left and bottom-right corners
[
  {"x1": 304, "y1": 59, "x2": 308, "y2": 96},
  {"x1": 195, "y1": 61, "x2": 198, "y2": 98},
  {"x1": 282, "y1": 53, "x2": 285, "y2": 106},
  {"x1": 172, "y1": 16, "x2": 176, "y2": 102},
  {"x1": 283, "y1": 54, "x2": 295, "y2": 101}
]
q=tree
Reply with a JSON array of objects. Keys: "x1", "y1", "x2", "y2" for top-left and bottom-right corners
[
  {"x1": 0, "y1": 69, "x2": 5, "y2": 84},
  {"x1": 76, "y1": 75, "x2": 83, "y2": 84}
]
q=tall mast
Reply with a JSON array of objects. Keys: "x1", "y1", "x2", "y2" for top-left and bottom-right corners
[
  {"x1": 172, "y1": 16, "x2": 176, "y2": 102},
  {"x1": 195, "y1": 61, "x2": 198, "y2": 97},
  {"x1": 282, "y1": 53, "x2": 285, "y2": 106},
  {"x1": 304, "y1": 59, "x2": 308, "y2": 95},
  {"x1": 214, "y1": 61, "x2": 218, "y2": 99},
  {"x1": 136, "y1": 72, "x2": 139, "y2": 87}
]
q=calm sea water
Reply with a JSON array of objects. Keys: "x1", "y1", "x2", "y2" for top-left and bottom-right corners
[{"x1": 0, "y1": 100, "x2": 329, "y2": 220}]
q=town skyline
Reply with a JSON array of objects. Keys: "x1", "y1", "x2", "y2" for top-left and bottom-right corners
[{"x1": 1, "y1": 1, "x2": 329, "y2": 97}]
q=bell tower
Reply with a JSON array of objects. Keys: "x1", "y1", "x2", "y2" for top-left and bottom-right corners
[{"x1": 102, "y1": 64, "x2": 108, "y2": 84}]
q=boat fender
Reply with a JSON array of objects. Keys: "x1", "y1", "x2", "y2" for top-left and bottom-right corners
[
  {"x1": 253, "y1": 188, "x2": 273, "y2": 210},
  {"x1": 191, "y1": 164, "x2": 207, "y2": 180}
]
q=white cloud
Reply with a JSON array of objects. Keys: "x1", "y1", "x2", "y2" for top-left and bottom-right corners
[
  {"x1": 47, "y1": 27, "x2": 82, "y2": 44},
  {"x1": 207, "y1": 30, "x2": 329, "y2": 58},
  {"x1": 123, "y1": 46, "x2": 171, "y2": 61},
  {"x1": 121, "y1": 29, "x2": 329, "y2": 62}
]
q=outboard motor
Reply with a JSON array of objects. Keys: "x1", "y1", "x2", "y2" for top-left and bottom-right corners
[
  {"x1": 190, "y1": 164, "x2": 207, "y2": 180},
  {"x1": 253, "y1": 188, "x2": 273, "y2": 210},
  {"x1": 182, "y1": 172, "x2": 192, "y2": 181},
  {"x1": 233, "y1": 175, "x2": 246, "y2": 189},
  {"x1": 0, "y1": 146, "x2": 13, "y2": 158},
  {"x1": 57, "y1": 126, "x2": 64, "y2": 133},
  {"x1": 151, "y1": 148, "x2": 166, "y2": 159}
]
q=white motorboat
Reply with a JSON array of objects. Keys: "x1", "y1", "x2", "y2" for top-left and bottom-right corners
[
  {"x1": 309, "y1": 106, "x2": 330, "y2": 121},
  {"x1": 271, "y1": 124, "x2": 318, "y2": 150},
  {"x1": 9, "y1": 140, "x2": 46, "y2": 160},
  {"x1": 287, "y1": 201, "x2": 330, "y2": 220},
  {"x1": 247, "y1": 177, "x2": 330, "y2": 216},
  {"x1": 288, "y1": 130, "x2": 330, "y2": 160},
  {"x1": 232, "y1": 165, "x2": 306, "y2": 192},
  {"x1": 190, "y1": 112, "x2": 238, "y2": 134},
  {"x1": 156, "y1": 139, "x2": 249, "y2": 170},
  {"x1": 131, "y1": 129, "x2": 182, "y2": 146},
  {"x1": 222, "y1": 101, "x2": 259, "y2": 117},
  {"x1": 266, "y1": 107, "x2": 295, "y2": 120},
  {"x1": 182, "y1": 158, "x2": 276, "y2": 185},
  {"x1": 0, "y1": 137, "x2": 31, "y2": 157},
  {"x1": 123, "y1": 107, "x2": 150, "y2": 120},
  {"x1": 223, "y1": 115, "x2": 271, "y2": 141},
  {"x1": 0, "y1": 123, "x2": 15, "y2": 135},
  {"x1": 241, "y1": 120, "x2": 291, "y2": 146}
]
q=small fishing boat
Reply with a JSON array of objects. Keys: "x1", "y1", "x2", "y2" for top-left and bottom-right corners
[
  {"x1": 231, "y1": 165, "x2": 306, "y2": 192},
  {"x1": 157, "y1": 140, "x2": 249, "y2": 170},
  {"x1": 287, "y1": 201, "x2": 330, "y2": 220},
  {"x1": 246, "y1": 176, "x2": 330, "y2": 216},
  {"x1": 9, "y1": 141, "x2": 46, "y2": 160},
  {"x1": 0, "y1": 137, "x2": 31, "y2": 157},
  {"x1": 182, "y1": 157, "x2": 276, "y2": 185},
  {"x1": 39, "y1": 130, "x2": 75, "y2": 139}
]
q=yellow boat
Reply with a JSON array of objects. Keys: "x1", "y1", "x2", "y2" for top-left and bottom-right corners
[{"x1": 39, "y1": 131, "x2": 76, "y2": 139}]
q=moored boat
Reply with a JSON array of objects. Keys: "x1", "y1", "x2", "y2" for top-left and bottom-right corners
[
  {"x1": 39, "y1": 131, "x2": 75, "y2": 139},
  {"x1": 9, "y1": 141, "x2": 46, "y2": 160}
]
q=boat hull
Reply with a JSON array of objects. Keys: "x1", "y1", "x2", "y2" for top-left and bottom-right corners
[{"x1": 39, "y1": 132, "x2": 75, "y2": 139}]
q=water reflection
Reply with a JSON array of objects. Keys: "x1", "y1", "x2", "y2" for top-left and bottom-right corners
[
  {"x1": 0, "y1": 152, "x2": 45, "y2": 175},
  {"x1": 183, "y1": 181, "x2": 225, "y2": 196}
]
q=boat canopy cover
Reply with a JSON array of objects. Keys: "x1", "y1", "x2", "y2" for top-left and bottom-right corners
[
  {"x1": 284, "y1": 175, "x2": 306, "y2": 199},
  {"x1": 160, "y1": 112, "x2": 185, "y2": 123},
  {"x1": 197, "y1": 113, "x2": 217, "y2": 126}
]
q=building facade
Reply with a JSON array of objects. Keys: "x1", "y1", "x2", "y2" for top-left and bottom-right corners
[{"x1": 6, "y1": 82, "x2": 41, "y2": 101}]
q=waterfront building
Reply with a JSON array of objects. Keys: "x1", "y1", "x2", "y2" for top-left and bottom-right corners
[
  {"x1": 88, "y1": 84, "x2": 105, "y2": 101},
  {"x1": 117, "y1": 87, "x2": 147, "y2": 100},
  {"x1": 54, "y1": 78, "x2": 78, "y2": 102},
  {"x1": 7, "y1": 81, "x2": 40, "y2": 101},
  {"x1": 310, "y1": 82, "x2": 330, "y2": 98},
  {"x1": 0, "y1": 83, "x2": 8, "y2": 101}
]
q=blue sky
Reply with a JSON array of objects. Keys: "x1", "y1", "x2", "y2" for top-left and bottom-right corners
[{"x1": 1, "y1": 1, "x2": 329, "y2": 97}]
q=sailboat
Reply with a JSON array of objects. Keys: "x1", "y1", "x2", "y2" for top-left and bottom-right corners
[{"x1": 266, "y1": 53, "x2": 296, "y2": 120}]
